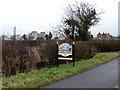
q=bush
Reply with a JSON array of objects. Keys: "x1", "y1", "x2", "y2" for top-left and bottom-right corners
[
  {"x1": 36, "y1": 40, "x2": 57, "y2": 67},
  {"x1": 2, "y1": 40, "x2": 96, "y2": 77},
  {"x1": 2, "y1": 41, "x2": 39, "y2": 76},
  {"x1": 93, "y1": 39, "x2": 120, "y2": 52},
  {"x1": 75, "y1": 41, "x2": 96, "y2": 61},
  {"x1": 3, "y1": 39, "x2": 119, "y2": 77}
]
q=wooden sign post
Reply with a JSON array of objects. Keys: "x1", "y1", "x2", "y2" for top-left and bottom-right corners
[
  {"x1": 56, "y1": 41, "x2": 75, "y2": 67},
  {"x1": 56, "y1": 41, "x2": 59, "y2": 67},
  {"x1": 72, "y1": 41, "x2": 75, "y2": 67}
]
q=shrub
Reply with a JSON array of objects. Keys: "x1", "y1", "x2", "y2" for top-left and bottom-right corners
[
  {"x1": 2, "y1": 41, "x2": 39, "y2": 76},
  {"x1": 36, "y1": 40, "x2": 57, "y2": 67},
  {"x1": 93, "y1": 39, "x2": 120, "y2": 52},
  {"x1": 75, "y1": 41, "x2": 96, "y2": 61},
  {"x1": 2, "y1": 40, "x2": 96, "y2": 76},
  {"x1": 36, "y1": 40, "x2": 96, "y2": 66}
]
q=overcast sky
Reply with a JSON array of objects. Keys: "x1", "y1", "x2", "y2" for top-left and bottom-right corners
[{"x1": 0, "y1": 0, "x2": 119, "y2": 37}]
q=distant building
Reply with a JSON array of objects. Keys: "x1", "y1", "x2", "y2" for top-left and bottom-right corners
[
  {"x1": 16, "y1": 34, "x2": 21, "y2": 40},
  {"x1": 97, "y1": 32, "x2": 113, "y2": 39},
  {"x1": 29, "y1": 31, "x2": 38, "y2": 40},
  {"x1": 29, "y1": 31, "x2": 46, "y2": 40},
  {"x1": 37, "y1": 32, "x2": 46, "y2": 39}
]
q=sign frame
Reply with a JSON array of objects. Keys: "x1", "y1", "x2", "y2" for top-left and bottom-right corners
[{"x1": 56, "y1": 41, "x2": 75, "y2": 67}]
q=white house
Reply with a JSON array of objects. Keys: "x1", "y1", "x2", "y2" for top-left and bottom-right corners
[
  {"x1": 29, "y1": 31, "x2": 38, "y2": 40},
  {"x1": 37, "y1": 32, "x2": 46, "y2": 39},
  {"x1": 16, "y1": 34, "x2": 21, "y2": 40},
  {"x1": 29, "y1": 31, "x2": 46, "y2": 40}
]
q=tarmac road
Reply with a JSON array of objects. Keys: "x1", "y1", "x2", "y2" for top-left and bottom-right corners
[{"x1": 43, "y1": 57, "x2": 119, "y2": 88}]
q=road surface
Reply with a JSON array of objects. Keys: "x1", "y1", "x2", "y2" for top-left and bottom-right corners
[{"x1": 43, "y1": 57, "x2": 119, "y2": 88}]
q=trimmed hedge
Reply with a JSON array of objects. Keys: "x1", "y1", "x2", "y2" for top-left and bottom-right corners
[
  {"x1": 93, "y1": 39, "x2": 120, "y2": 52},
  {"x1": 75, "y1": 41, "x2": 96, "y2": 60},
  {"x1": 2, "y1": 41, "x2": 39, "y2": 76},
  {"x1": 2, "y1": 40, "x2": 96, "y2": 77}
]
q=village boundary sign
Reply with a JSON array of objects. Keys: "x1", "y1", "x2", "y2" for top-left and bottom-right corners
[{"x1": 56, "y1": 41, "x2": 75, "y2": 67}]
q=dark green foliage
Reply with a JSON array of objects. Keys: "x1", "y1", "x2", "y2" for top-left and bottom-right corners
[
  {"x1": 45, "y1": 31, "x2": 53, "y2": 40},
  {"x1": 62, "y1": 2, "x2": 102, "y2": 41},
  {"x1": 49, "y1": 31, "x2": 52, "y2": 39},
  {"x1": 1, "y1": 35, "x2": 7, "y2": 40},
  {"x1": 22, "y1": 34, "x2": 27, "y2": 40}
]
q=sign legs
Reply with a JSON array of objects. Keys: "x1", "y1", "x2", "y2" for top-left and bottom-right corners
[
  {"x1": 57, "y1": 41, "x2": 59, "y2": 67},
  {"x1": 72, "y1": 41, "x2": 75, "y2": 67}
]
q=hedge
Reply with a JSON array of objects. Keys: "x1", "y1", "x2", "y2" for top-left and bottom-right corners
[
  {"x1": 2, "y1": 40, "x2": 96, "y2": 77},
  {"x1": 92, "y1": 39, "x2": 120, "y2": 52}
]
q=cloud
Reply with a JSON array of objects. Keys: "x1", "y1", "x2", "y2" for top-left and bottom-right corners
[{"x1": 0, "y1": 0, "x2": 118, "y2": 37}]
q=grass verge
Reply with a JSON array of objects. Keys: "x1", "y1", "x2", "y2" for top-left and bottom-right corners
[{"x1": 2, "y1": 52, "x2": 118, "y2": 88}]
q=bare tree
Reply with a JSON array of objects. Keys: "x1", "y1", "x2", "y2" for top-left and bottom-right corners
[{"x1": 57, "y1": 2, "x2": 104, "y2": 41}]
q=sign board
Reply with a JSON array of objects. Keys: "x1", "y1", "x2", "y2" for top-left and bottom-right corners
[
  {"x1": 56, "y1": 41, "x2": 75, "y2": 67},
  {"x1": 58, "y1": 43, "x2": 72, "y2": 60}
]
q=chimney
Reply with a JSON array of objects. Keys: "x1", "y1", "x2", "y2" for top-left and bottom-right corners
[{"x1": 13, "y1": 26, "x2": 16, "y2": 40}]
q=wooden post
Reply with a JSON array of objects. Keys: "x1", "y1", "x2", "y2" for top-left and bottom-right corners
[
  {"x1": 57, "y1": 41, "x2": 59, "y2": 67},
  {"x1": 72, "y1": 41, "x2": 75, "y2": 67}
]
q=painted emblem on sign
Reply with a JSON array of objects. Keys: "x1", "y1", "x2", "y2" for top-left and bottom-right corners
[{"x1": 58, "y1": 43, "x2": 72, "y2": 57}]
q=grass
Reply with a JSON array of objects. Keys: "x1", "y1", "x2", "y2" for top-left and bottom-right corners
[{"x1": 2, "y1": 52, "x2": 118, "y2": 88}]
